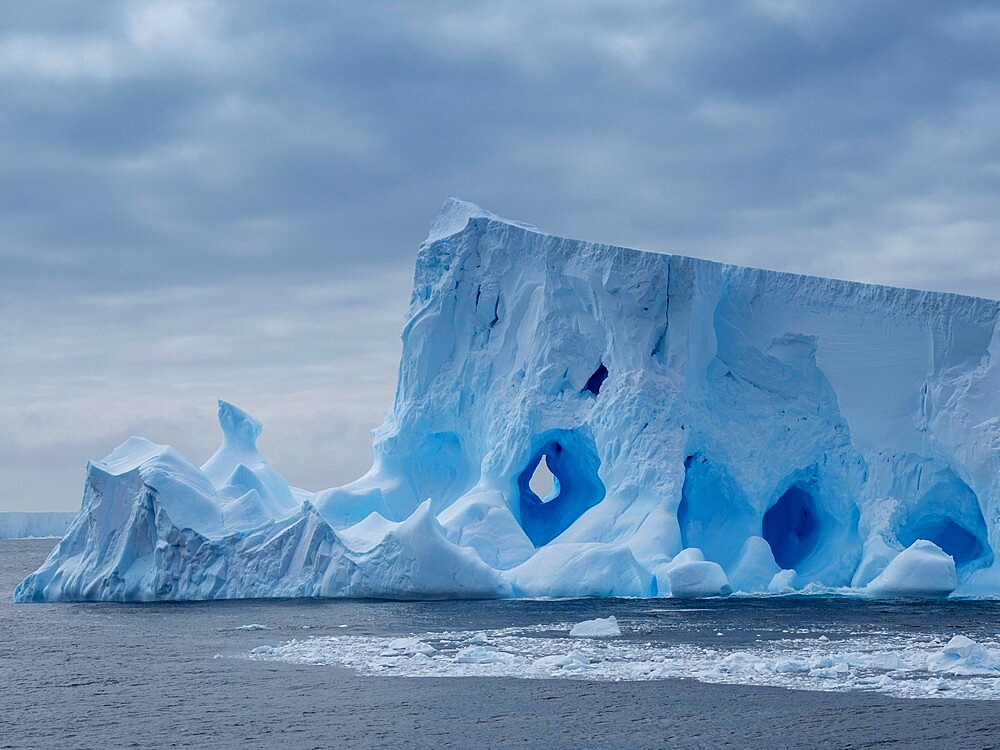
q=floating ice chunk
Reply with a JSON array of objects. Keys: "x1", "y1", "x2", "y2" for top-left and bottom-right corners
[
  {"x1": 774, "y1": 659, "x2": 810, "y2": 673},
  {"x1": 866, "y1": 540, "x2": 957, "y2": 597},
  {"x1": 532, "y1": 650, "x2": 590, "y2": 671},
  {"x1": 468, "y1": 632, "x2": 488, "y2": 644},
  {"x1": 927, "y1": 635, "x2": 1000, "y2": 675},
  {"x1": 809, "y1": 663, "x2": 849, "y2": 679},
  {"x1": 454, "y1": 645, "x2": 524, "y2": 665},
  {"x1": 386, "y1": 637, "x2": 436, "y2": 655},
  {"x1": 237, "y1": 623, "x2": 270, "y2": 631},
  {"x1": 569, "y1": 616, "x2": 621, "y2": 637},
  {"x1": 667, "y1": 560, "x2": 732, "y2": 598},
  {"x1": 768, "y1": 569, "x2": 798, "y2": 594},
  {"x1": 861, "y1": 652, "x2": 906, "y2": 671},
  {"x1": 924, "y1": 678, "x2": 951, "y2": 692}
]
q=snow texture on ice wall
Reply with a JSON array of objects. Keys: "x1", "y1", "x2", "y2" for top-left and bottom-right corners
[{"x1": 15, "y1": 200, "x2": 1000, "y2": 601}]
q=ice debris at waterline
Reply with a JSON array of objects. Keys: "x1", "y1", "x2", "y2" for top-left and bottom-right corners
[
  {"x1": 244, "y1": 625, "x2": 1000, "y2": 700},
  {"x1": 569, "y1": 616, "x2": 621, "y2": 637},
  {"x1": 15, "y1": 199, "x2": 1000, "y2": 602}
]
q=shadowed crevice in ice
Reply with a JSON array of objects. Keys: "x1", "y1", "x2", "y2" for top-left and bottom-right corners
[
  {"x1": 582, "y1": 363, "x2": 609, "y2": 396},
  {"x1": 677, "y1": 454, "x2": 757, "y2": 570},
  {"x1": 762, "y1": 484, "x2": 821, "y2": 570}
]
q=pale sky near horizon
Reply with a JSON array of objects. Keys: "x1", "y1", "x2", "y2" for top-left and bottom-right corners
[{"x1": 2, "y1": 1, "x2": 999, "y2": 511}]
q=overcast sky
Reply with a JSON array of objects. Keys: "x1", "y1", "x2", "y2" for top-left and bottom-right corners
[{"x1": 2, "y1": 1, "x2": 999, "y2": 511}]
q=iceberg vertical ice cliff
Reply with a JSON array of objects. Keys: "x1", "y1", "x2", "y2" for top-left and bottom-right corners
[{"x1": 15, "y1": 200, "x2": 1000, "y2": 601}]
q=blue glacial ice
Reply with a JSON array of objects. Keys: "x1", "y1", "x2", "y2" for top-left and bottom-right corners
[{"x1": 15, "y1": 199, "x2": 1000, "y2": 601}]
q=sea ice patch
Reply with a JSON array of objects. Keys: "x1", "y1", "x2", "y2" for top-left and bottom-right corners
[{"x1": 245, "y1": 623, "x2": 1000, "y2": 700}]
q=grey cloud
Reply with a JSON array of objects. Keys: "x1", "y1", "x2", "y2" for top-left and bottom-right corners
[{"x1": 1, "y1": 1, "x2": 999, "y2": 509}]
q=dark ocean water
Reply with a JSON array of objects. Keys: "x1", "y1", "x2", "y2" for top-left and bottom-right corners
[{"x1": 2, "y1": 538, "x2": 1000, "y2": 750}]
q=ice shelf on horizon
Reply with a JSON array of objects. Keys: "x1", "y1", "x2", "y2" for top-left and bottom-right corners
[
  {"x1": 0, "y1": 512, "x2": 76, "y2": 540},
  {"x1": 15, "y1": 199, "x2": 1000, "y2": 602}
]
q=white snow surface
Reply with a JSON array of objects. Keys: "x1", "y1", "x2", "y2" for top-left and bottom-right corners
[
  {"x1": 245, "y1": 623, "x2": 1000, "y2": 700},
  {"x1": 15, "y1": 199, "x2": 1000, "y2": 601}
]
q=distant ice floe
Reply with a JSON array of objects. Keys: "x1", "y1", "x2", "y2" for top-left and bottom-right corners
[{"x1": 247, "y1": 622, "x2": 1000, "y2": 700}]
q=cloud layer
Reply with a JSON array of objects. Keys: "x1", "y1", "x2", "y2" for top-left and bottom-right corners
[{"x1": 2, "y1": 1, "x2": 998, "y2": 510}]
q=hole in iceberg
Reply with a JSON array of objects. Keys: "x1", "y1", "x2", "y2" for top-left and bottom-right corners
[
  {"x1": 517, "y1": 430, "x2": 605, "y2": 547},
  {"x1": 528, "y1": 454, "x2": 557, "y2": 500},
  {"x1": 899, "y1": 515, "x2": 985, "y2": 565},
  {"x1": 582, "y1": 363, "x2": 609, "y2": 396},
  {"x1": 762, "y1": 484, "x2": 820, "y2": 569},
  {"x1": 896, "y1": 469, "x2": 992, "y2": 569},
  {"x1": 677, "y1": 454, "x2": 757, "y2": 568}
]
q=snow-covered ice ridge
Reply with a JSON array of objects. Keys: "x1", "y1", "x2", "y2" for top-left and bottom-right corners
[
  {"x1": 0, "y1": 512, "x2": 76, "y2": 539},
  {"x1": 15, "y1": 199, "x2": 1000, "y2": 601}
]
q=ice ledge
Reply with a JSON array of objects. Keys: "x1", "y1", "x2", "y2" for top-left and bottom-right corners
[
  {"x1": 428, "y1": 199, "x2": 996, "y2": 309},
  {"x1": 426, "y1": 198, "x2": 540, "y2": 244}
]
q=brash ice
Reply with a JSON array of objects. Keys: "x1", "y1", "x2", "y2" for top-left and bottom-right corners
[{"x1": 15, "y1": 200, "x2": 1000, "y2": 601}]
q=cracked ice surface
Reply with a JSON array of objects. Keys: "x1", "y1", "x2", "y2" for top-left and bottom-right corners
[{"x1": 15, "y1": 199, "x2": 1000, "y2": 602}]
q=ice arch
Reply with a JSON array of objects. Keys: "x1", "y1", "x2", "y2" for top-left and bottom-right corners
[
  {"x1": 900, "y1": 515, "x2": 984, "y2": 565},
  {"x1": 516, "y1": 430, "x2": 606, "y2": 547},
  {"x1": 895, "y1": 469, "x2": 992, "y2": 568}
]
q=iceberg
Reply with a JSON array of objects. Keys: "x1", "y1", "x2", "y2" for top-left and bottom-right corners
[
  {"x1": 0, "y1": 512, "x2": 76, "y2": 539},
  {"x1": 15, "y1": 199, "x2": 1000, "y2": 601}
]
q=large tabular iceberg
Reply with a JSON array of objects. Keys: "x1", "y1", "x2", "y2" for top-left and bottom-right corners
[
  {"x1": 15, "y1": 200, "x2": 1000, "y2": 601},
  {"x1": 0, "y1": 512, "x2": 76, "y2": 540}
]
